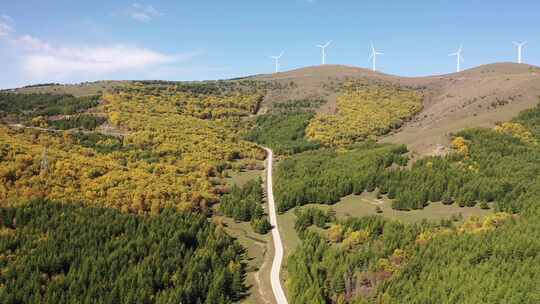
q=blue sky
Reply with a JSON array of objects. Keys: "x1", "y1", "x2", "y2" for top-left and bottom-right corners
[{"x1": 1, "y1": 0, "x2": 539, "y2": 88}]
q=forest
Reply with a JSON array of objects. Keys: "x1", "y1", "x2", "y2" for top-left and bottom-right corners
[
  {"x1": 0, "y1": 82, "x2": 280, "y2": 303},
  {"x1": 246, "y1": 98, "x2": 326, "y2": 155},
  {"x1": 306, "y1": 83, "x2": 423, "y2": 146},
  {"x1": 274, "y1": 143, "x2": 408, "y2": 212},
  {"x1": 285, "y1": 103, "x2": 540, "y2": 303},
  {"x1": 247, "y1": 112, "x2": 321, "y2": 155},
  {"x1": 2, "y1": 78, "x2": 540, "y2": 303},
  {"x1": 0, "y1": 200, "x2": 248, "y2": 304},
  {"x1": 275, "y1": 109, "x2": 540, "y2": 213},
  {"x1": 48, "y1": 115, "x2": 107, "y2": 130},
  {"x1": 0, "y1": 84, "x2": 266, "y2": 213},
  {"x1": 287, "y1": 206, "x2": 517, "y2": 303},
  {"x1": 0, "y1": 93, "x2": 100, "y2": 121}
]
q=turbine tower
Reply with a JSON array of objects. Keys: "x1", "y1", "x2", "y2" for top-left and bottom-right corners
[
  {"x1": 316, "y1": 41, "x2": 332, "y2": 65},
  {"x1": 513, "y1": 41, "x2": 527, "y2": 64},
  {"x1": 270, "y1": 51, "x2": 284, "y2": 73},
  {"x1": 449, "y1": 45, "x2": 464, "y2": 72},
  {"x1": 369, "y1": 43, "x2": 384, "y2": 72}
]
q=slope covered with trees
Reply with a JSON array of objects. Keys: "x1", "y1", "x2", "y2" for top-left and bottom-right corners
[
  {"x1": 0, "y1": 83, "x2": 265, "y2": 213},
  {"x1": 306, "y1": 83, "x2": 422, "y2": 146},
  {"x1": 47, "y1": 115, "x2": 106, "y2": 130},
  {"x1": 0, "y1": 93, "x2": 100, "y2": 122},
  {"x1": 247, "y1": 113, "x2": 321, "y2": 155},
  {"x1": 274, "y1": 143, "x2": 408, "y2": 212},
  {"x1": 284, "y1": 102, "x2": 540, "y2": 303},
  {"x1": 0, "y1": 200, "x2": 247, "y2": 304},
  {"x1": 275, "y1": 109, "x2": 540, "y2": 213}
]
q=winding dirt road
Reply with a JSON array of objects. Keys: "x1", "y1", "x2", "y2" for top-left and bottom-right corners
[{"x1": 264, "y1": 147, "x2": 288, "y2": 304}]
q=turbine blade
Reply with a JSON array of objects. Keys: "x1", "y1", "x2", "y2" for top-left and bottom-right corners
[{"x1": 279, "y1": 51, "x2": 284, "y2": 58}]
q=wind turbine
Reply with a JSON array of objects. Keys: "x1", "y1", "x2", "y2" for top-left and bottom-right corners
[
  {"x1": 369, "y1": 43, "x2": 384, "y2": 72},
  {"x1": 513, "y1": 41, "x2": 527, "y2": 64},
  {"x1": 270, "y1": 51, "x2": 284, "y2": 73},
  {"x1": 316, "y1": 41, "x2": 332, "y2": 65},
  {"x1": 449, "y1": 45, "x2": 464, "y2": 72}
]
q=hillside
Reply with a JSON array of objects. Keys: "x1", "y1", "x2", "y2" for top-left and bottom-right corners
[
  {"x1": 385, "y1": 62, "x2": 540, "y2": 154},
  {"x1": 253, "y1": 62, "x2": 540, "y2": 154},
  {"x1": 2, "y1": 62, "x2": 540, "y2": 304}
]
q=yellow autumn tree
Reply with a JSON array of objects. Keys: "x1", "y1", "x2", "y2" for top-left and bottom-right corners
[
  {"x1": 326, "y1": 224, "x2": 345, "y2": 243},
  {"x1": 494, "y1": 122, "x2": 538, "y2": 145},
  {"x1": 451, "y1": 136, "x2": 469, "y2": 157}
]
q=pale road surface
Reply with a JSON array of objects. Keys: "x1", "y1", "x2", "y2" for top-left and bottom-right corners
[{"x1": 264, "y1": 147, "x2": 289, "y2": 304}]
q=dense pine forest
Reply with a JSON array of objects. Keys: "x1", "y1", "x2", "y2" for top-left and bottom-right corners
[
  {"x1": 0, "y1": 200, "x2": 247, "y2": 303},
  {"x1": 247, "y1": 113, "x2": 321, "y2": 155},
  {"x1": 0, "y1": 93, "x2": 100, "y2": 121},
  {"x1": 274, "y1": 143, "x2": 408, "y2": 211}
]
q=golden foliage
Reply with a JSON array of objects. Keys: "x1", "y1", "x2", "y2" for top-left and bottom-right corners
[
  {"x1": 306, "y1": 84, "x2": 423, "y2": 146},
  {"x1": 457, "y1": 212, "x2": 513, "y2": 234},
  {"x1": 326, "y1": 224, "x2": 345, "y2": 242},
  {"x1": 342, "y1": 229, "x2": 370, "y2": 249},
  {"x1": 0, "y1": 84, "x2": 266, "y2": 213},
  {"x1": 451, "y1": 136, "x2": 469, "y2": 157},
  {"x1": 494, "y1": 122, "x2": 538, "y2": 145}
]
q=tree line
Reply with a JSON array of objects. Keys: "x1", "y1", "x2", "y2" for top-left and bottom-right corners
[
  {"x1": 48, "y1": 114, "x2": 106, "y2": 130},
  {"x1": 0, "y1": 92, "x2": 100, "y2": 119}
]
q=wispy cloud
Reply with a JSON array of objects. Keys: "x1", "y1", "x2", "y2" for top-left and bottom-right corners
[
  {"x1": 0, "y1": 14, "x2": 14, "y2": 36},
  {"x1": 0, "y1": 15, "x2": 200, "y2": 86},
  {"x1": 12, "y1": 34, "x2": 51, "y2": 51},
  {"x1": 22, "y1": 45, "x2": 198, "y2": 80},
  {"x1": 124, "y1": 3, "x2": 160, "y2": 22}
]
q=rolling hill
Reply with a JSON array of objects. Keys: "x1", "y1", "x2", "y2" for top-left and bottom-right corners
[{"x1": 253, "y1": 62, "x2": 540, "y2": 154}]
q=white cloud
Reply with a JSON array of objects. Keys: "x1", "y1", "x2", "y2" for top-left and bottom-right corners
[
  {"x1": 0, "y1": 14, "x2": 14, "y2": 37},
  {"x1": 13, "y1": 35, "x2": 51, "y2": 51},
  {"x1": 125, "y1": 3, "x2": 160, "y2": 22},
  {"x1": 22, "y1": 45, "x2": 197, "y2": 79},
  {"x1": 0, "y1": 15, "x2": 201, "y2": 86}
]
